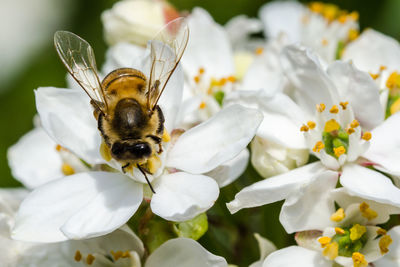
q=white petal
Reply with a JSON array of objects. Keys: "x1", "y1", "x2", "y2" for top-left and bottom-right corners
[
  {"x1": 145, "y1": 238, "x2": 227, "y2": 267},
  {"x1": 205, "y1": 149, "x2": 249, "y2": 188},
  {"x1": 340, "y1": 164, "x2": 400, "y2": 207},
  {"x1": 167, "y1": 104, "x2": 262, "y2": 174},
  {"x1": 363, "y1": 112, "x2": 400, "y2": 175},
  {"x1": 326, "y1": 61, "x2": 384, "y2": 130},
  {"x1": 227, "y1": 162, "x2": 325, "y2": 214},
  {"x1": 183, "y1": 8, "x2": 234, "y2": 79},
  {"x1": 7, "y1": 127, "x2": 63, "y2": 189},
  {"x1": 342, "y1": 29, "x2": 400, "y2": 73},
  {"x1": 258, "y1": 1, "x2": 305, "y2": 42},
  {"x1": 151, "y1": 172, "x2": 219, "y2": 221},
  {"x1": 224, "y1": 90, "x2": 307, "y2": 149},
  {"x1": 225, "y1": 15, "x2": 262, "y2": 47},
  {"x1": 13, "y1": 171, "x2": 143, "y2": 242},
  {"x1": 255, "y1": 233, "x2": 277, "y2": 261},
  {"x1": 374, "y1": 226, "x2": 400, "y2": 267},
  {"x1": 318, "y1": 150, "x2": 340, "y2": 170},
  {"x1": 280, "y1": 170, "x2": 338, "y2": 233},
  {"x1": 262, "y1": 246, "x2": 331, "y2": 267},
  {"x1": 35, "y1": 87, "x2": 103, "y2": 164},
  {"x1": 280, "y1": 45, "x2": 339, "y2": 116}
]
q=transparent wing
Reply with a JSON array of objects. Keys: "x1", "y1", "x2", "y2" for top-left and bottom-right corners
[
  {"x1": 147, "y1": 17, "x2": 189, "y2": 110},
  {"x1": 54, "y1": 31, "x2": 108, "y2": 114}
]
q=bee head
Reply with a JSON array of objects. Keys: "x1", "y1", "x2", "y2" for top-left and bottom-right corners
[{"x1": 111, "y1": 141, "x2": 152, "y2": 161}]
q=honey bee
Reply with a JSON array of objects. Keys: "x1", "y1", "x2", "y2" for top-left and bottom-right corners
[{"x1": 54, "y1": 18, "x2": 189, "y2": 193}]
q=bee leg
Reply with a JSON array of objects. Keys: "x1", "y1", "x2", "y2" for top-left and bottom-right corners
[
  {"x1": 121, "y1": 163, "x2": 130, "y2": 173},
  {"x1": 158, "y1": 143, "x2": 163, "y2": 154},
  {"x1": 137, "y1": 164, "x2": 156, "y2": 194}
]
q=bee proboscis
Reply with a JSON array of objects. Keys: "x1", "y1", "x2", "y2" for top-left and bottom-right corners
[{"x1": 54, "y1": 18, "x2": 189, "y2": 193}]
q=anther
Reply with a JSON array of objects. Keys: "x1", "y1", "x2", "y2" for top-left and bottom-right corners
[
  {"x1": 324, "y1": 119, "x2": 340, "y2": 132},
  {"x1": 348, "y1": 29, "x2": 359, "y2": 41},
  {"x1": 370, "y1": 73, "x2": 380, "y2": 80},
  {"x1": 335, "y1": 227, "x2": 345, "y2": 235},
  {"x1": 362, "y1": 132, "x2": 372, "y2": 141},
  {"x1": 331, "y1": 208, "x2": 345, "y2": 222},
  {"x1": 255, "y1": 47, "x2": 264, "y2": 55},
  {"x1": 194, "y1": 75, "x2": 200, "y2": 84},
  {"x1": 350, "y1": 119, "x2": 360, "y2": 128},
  {"x1": 307, "y1": 121, "x2": 316, "y2": 129},
  {"x1": 350, "y1": 224, "x2": 366, "y2": 241},
  {"x1": 61, "y1": 164, "x2": 75, "y2": 176},
  {"x1": 346, "y1": 127, "x2": 355, "y2": 135},
  {"x1": 339, "y1": 101, "x2": 348, "y2": 110},
  {"x1": 313, "y1": 141, "x2": 325, "y2": 152},
  {"x1": 359, "y1": 202, "x2": 378, "y2": 220},
  {"x1": 329, "y1": 105, "x2": 339, "y2": 114},
  {"x1": 316, "y1": 103, "x2": 326, "y2": 112},
  {"x1": 377, "y1": 228, "x2": 387, "y2": 236},
  {"x1": 86, "y1": 254, "x2": 95, "y2": 265},
  {"x1": 333, "y1": 146, "x2": 346, "y2": 158},
  {"x1": 199, "y1": 101, "x2": 206, "y2": 109},
  {"x1": 323, "y1": 242, "x2": 339, "y2": 260},
  {"x1": 227, "y1": 76, "x2": 236, "y2": 83},
  {"x1": 199, "y1": 67, "x2": 205, "y2": 74},
  {"x1": 74, "y1": 250, "x2": 82, "y2": 262},
  {"x1": 352, "y1": 252, "x2": 368, "y2": 267},
  {"x1": 300, "y1": 124, "x2": 309, "y2": 132},
  {"x1": 111, "y1": 250, "x2": 123, "y2": 261},
  {"x1": 321, "y1": 39, "x2": 328, "y2": 46},
  {"x1": 100, "y1": 141, "x2": 112, "y2": 162},
  {"x1": 162, "y1": 129, "x2": 171, "y2": 143},
  {"x1": 318, "y1": 236, "x2": 331, "y2": 248},
  {"x1": 379, "y1": 235, "x2": 392, "y2": 254}
]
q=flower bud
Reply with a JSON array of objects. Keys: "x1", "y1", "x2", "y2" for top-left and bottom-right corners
[{"x1": 102, "y1": 0, "x2": 180, "y2": 46}]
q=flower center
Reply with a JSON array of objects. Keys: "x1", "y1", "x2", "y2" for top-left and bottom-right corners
[{"x1": 300, "y1": 103, "x2": 372, "y2": 163}]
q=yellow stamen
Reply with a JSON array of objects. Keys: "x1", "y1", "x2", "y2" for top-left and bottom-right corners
[
  {"x1": 370, "y1": 73, "x2": 380, "y2": 80},
  {"x1": 333, "y1": 146, "x2": 346, "y2": 158},
  {"x1": 100, "y1": 141, "x2": 112, "y2": 162},
  {"x1": 199, "y1": 101, "x2": 206, "y2": 109},
  {"x1": 350, "y1": 224, "x2": 367, "y2": 241},
  {"x1": 322, "y1": 4, "x2": 338, "y2": 21},
  {"x1": 338, "y1": 15, "x2": 347, "y2": 24},
  {"x1": 307, "y1": 121, "x2": 316, "y2": 129},
  {"x1": 321, "y1": 39, "x2": 329, "y2": 46},
  {"x1": 362, "y1": 132, "x2": 372, "y2": 141},
  {"x1": 74, "y1": 250, "x2": 82, "y2": 262},
  {"x1": 86, "y1": 254, "x2": 95, "y2": 265},
  {"x1": 310, "y1": 2, "x2": 324, "y2": 13},
  {"x1": 111, "y1": 251, "x2": 123, "y2": 261},
  {"x1": 147, "y1": 155, "x2": 161, "y2": 174},
  {"x1": 122, "y1": 251, "x2": 131, "y2": 258},
  {"x1": 324, "y1": 119, "x2": 340, "y2": 132},
  {"x1": 61, "y1": 164, "x2": 75, "y2": 176},
  {"x1": 377, "y1": 228, "x2": 387, "y2": 236},
  {"x1": 255, "y1": 47, "x2": 264, "y2": 55},
  {"x1": 329, "y1": 105, "x2": 339, "y2": 114},
  {"x1": 346, "y1": 127, "x2": 355, "y2": 135},
  {"x1": 318, "y1": 236, "x2": 332, "y2": 248},
  {"x1": 380, "y1": 65, "x2": 387, "y2": 71},
  {"x1": 335, "y1": 227, "x2": 345, "y2": 235},
  {"x1": 379, "y1": 234, "x2": 392, "y2": 254},
  {"x1": 352, "y1": 252, "x2": 368, "y2": 267},
  {"x1": 199, "y1": 67, "x2": 205, "y2": 74},
  {"x1": 313, "y1": 141, "x2": 325, "y2": 152},
  {"x1": 55, "y1": 144, "x2": 63, "y2": 151},
  {"x1": 316, "y1": 103, "x2": 326, "y2": 112},
  {"x1": 386, "y1": 72, "x2": 399, "y2": 89},
  {"x1": 350, "y1": 11, "x2": 359, "y2": 21},
  {"x1": 348, "y1": 28, "x2": 359, "y2": 41},
  {"x1": 162, "y1": 129, "x2": 171, "y2": 143},
  {"x1": 220, "y1": 78, "x2": 227, "y2": 86},
  {"x1": 331, "y1": 208, "x2": 345, "y2": 222},
  {"x1": 359, "y1": 202, "x2": 377, "y2": 220},
  {"x1": 322, "y1": 242, "x2": 339, "y2": 260},
  {"x1": 300, "y1": 124, "x2": 309, "y2": 132},
  {"x1": 390, "y1": 98, "x2": 400, "y2": 115},
  {"x1": 227, "y1": 75, "x2": 236, "y2": 83},
  {"x1": 350, "y1": 119, "x2": 360, "y2": 128},
  {"x1": 339, "y1": 101, "x2": 348, "y2": 110},
  {"x1": 210, "y1": 78, "x2": 219, "y2": 87},
  {"x1": 194, "y1": 75, "x2": 200, "y2": 84}
]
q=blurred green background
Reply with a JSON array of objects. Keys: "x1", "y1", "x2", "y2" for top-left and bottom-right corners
[{"x1": 1, "y1": 0, "x2": 400, "y2": 265}]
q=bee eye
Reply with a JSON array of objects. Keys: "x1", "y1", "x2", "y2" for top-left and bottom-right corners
[
  {"x1": 128, "y1": 143, "x2": 151, "y2": 157},
  {"x1": 111, "y1": 142, "x2": 125, "y2": 155}
]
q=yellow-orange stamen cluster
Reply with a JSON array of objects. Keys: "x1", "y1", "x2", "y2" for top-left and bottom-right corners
[
  {"x1": 362, "y1": 132, "x2": 372, "y2": 141},
  {"x1": 339, "y1": 101, "x2": 348, "y2": 110},
  {"x1": 352, "y1": 252, "x2": 368, "y2": 267},
  {"x1": 379, "y1": 235, "x2": 393, "y2": 254},
  {"x1": 309, "y1": 2, "x2": 359, "y2": 24},
  {"x1": 333, "y1": 146, "x2": 346, "y2": 157},
  {"x1": 61, "y1": 163, "x2": 75, "y2": 176},
  {"x1": 316, "y1": 103, "x2": 326, "y2": 112},
  {"x1": 111, "y1": 250, "x2": 131, "y2": 261},
  {"x1": 331, "y1": 208, "x2": 345, "y2": 222},
  {"x1": 330, "y1": 105, "x2": 339, "y2": 114},
  {"x1": 313, "y1": 141, "x2": 325, "y2": 152},
  {"x1": 359, "y1": 202, "x2": 377, "y2": 220}
]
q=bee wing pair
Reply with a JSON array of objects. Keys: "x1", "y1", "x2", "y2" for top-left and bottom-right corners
[{"x1": 54, "y1": 18, "x2": 189, "y2": 115}]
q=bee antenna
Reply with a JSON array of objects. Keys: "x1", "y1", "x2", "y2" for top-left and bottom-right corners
[{"x1": 137, "y1": 164, "x2": 156, "y2": 194}]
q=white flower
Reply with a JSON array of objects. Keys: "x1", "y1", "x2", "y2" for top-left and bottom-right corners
[
  {"x1": 0, "y1": 188, "x2": 144, "y2": 267},
  {"x1": 12, "y1": 44, "x2": 262, "y2": 242},
  {"x1": 227, "y1": 45, "x2": 400, "y2": 232},
  {"x1": 262, "y1": 188, "x2": 400, "y2": 267},
  {"x1": 259, "y1": 1, "x2": 359, "y2": 63},
  {"x1": 101, "y1": 0, "x2": 179, "y2": 47}
]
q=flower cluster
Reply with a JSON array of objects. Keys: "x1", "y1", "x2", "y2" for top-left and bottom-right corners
[{"x1": 4, "y1": 0, "x2": 400, "y2": 266}]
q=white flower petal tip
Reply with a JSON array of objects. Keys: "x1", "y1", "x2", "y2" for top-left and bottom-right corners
[
  {"x1": 206, "y1": 149, "x2": 249, "y2": 188},
  {"x1": 262, "y1": 246, "x2": 330, "y2": 267},
  {"x1": 145, "y1": 238, "x2": 228, "y2": 267},
  {"x1": 167, "y1": 104, "x2": 263, "y2": 174},
  {"x1": 226, "y1": 162, "x2": 324, "y2": 214},
  {"x1": 341, "y1": 164, "x2": 400, "y2": 207},
  {"x1": 35, "y1": 87, "x2": 104, "y2": 164},
  {"x1": 12, "y1": 172, "x2": 143, "y2": 242},
  {"x1": 151, "y1": 172, "x2": 219, "y2": 222}
]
